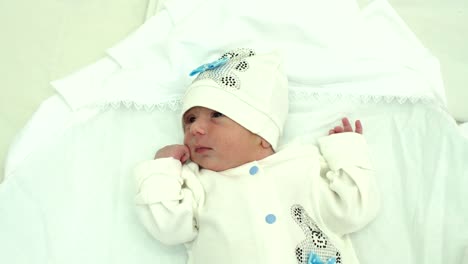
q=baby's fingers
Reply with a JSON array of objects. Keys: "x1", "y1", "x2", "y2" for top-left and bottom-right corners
[
  {"x1": 328, "y1": 118, "x2": 364, "y2": 135},
  {"x1": 342, "y1": 118, "x2": 353, "y2": 132},
  {"x1": 355, "y1": 120, "x2": 363, "y2": 134},
  {"x1": 334, "y1": 126, "x2": 344, "y2": 133},
  {"x1": 180, "y1": 145, "x2": 191, "y2": 163}
]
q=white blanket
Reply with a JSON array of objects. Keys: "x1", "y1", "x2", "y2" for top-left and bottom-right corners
[
  {"x1": 1, "y1": 0, "x2": 467, "y2": 264},
  {"x1": 50, "y1": 0, "x2": 445, "y2": 112}
]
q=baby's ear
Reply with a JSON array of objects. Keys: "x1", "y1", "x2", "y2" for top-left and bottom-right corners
[{"x1": 260, "y1": 138, "x2": 271, "y2": 149}]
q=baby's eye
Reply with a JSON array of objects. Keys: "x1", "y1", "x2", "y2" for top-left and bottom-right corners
[
  {"x1": 184, "y1": 115, "x2": 196, "y2": 124},
  {"x1": 212, "y1": 112, "x2": 224, "y2": 118}
]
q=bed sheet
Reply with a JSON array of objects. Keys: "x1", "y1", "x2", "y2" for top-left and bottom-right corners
[{"x1": 2, "y1": 0, "x2": 467, "y2": 263}]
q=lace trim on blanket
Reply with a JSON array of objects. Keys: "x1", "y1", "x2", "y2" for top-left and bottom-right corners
[
  {"x1": 95, "y1": 91, "x2": 436, "y2": 112},
  {"x1": 96, "y1": 98, "x2": 183, "y2": 112},
  {"x1": 289, "y1": 90, "x2": 435, "y2": 104}
]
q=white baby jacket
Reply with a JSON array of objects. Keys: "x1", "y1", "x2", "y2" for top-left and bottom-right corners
[{"x1": 134, "y1": 133, "x2": 380, "y2": 264}]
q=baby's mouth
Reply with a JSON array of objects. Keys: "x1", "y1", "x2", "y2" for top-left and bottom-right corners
[{"x1": 195, "y1": 146, "x2": 212, "y2": 154}]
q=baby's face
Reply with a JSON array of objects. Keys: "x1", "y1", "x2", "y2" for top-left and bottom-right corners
[{"x1": 183, "y1": 106, "x2": 265, "y2": 171}]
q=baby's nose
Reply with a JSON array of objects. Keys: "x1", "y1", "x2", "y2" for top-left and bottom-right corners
[{"x1": 190, "y1": 120, "x2": 207, "y2": 135}]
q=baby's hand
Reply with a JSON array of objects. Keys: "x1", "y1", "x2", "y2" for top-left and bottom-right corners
[
  {"x1": 154, "y1": 144, "x2": 190, "y2": 163},
  {"x1": 328, "y1": 118, "x2": 363, "y2": 135}
]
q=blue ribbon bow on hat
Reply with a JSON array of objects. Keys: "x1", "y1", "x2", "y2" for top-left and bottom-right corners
[
  {"x1": 308, "y1": 253, "x2": 336, "y2": 264},
  {"x1": 189, "y1": 57, "x2": 229, "y2": 76}
]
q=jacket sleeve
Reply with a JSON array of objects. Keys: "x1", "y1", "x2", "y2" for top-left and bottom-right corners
[
  {"x1": 316, "y1": 132, "x2": 380, "y2": 236},
  {"x1": 134, "y1": 158, "x2": 201, "y2": 245}
]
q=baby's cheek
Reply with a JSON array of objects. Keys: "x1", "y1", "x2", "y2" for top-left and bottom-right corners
[{"x1": 183, "y1": 133, "x2": 191, "y2": 144}]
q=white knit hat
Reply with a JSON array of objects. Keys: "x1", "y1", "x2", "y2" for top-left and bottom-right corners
[{"x1": 182, "y1": 48, "x2": 289, "y2": 150}]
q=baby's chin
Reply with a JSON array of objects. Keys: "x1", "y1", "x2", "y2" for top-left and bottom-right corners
[
  {"x1": 193, "y1": 157, "x2": 239, "y2": 172},
  {"x1": 196, "y1": 162, "x2": 227, "y2": 172}
]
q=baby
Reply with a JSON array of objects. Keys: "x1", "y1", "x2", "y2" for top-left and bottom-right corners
[{"x1": 134, "y1": 49, "x2": 380, "y2": 264}]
